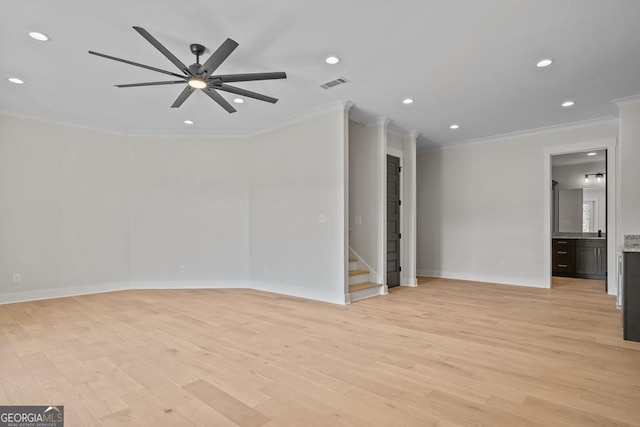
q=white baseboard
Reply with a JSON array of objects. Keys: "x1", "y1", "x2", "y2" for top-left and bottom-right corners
[
  {"x1": 401, "y1": 277, "x2": 418, "y2": 287},
  {"x1": 416, "y1": 270, "x2": 547, "y2": 289},
  {"x1": 0, "y1": 281, "x2": 130, "y2": 305},
  {"x1": 0, "y1": 279, "x2": 349, "y2": 306},
  {"x1": 250, "y1": 280, "x2": 347, "y2": 305},
  {"x1": 129, "y1": 280, "x2": 249, "y2": 290}
]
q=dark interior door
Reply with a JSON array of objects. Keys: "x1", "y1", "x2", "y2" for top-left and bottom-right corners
[{"x1": 387, "y1": 155, "x2": 401, "y2": 288}]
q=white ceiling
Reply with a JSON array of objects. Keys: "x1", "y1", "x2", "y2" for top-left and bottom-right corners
[
  {"x1": 2, "y1": 0, "x2": 640, "y2": 149},
  {"x1": 552, "y1": 149, "x2": 606, "y2": 166}
]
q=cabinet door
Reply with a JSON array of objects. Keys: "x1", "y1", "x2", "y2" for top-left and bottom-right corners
[
  {"x1": 597, "y1": 246, "x2": 607, "y2": 275},
  {"x1": 576, "y1": 246, "x2": 598, "y2": 275},
  {"x1": 624, "y1": 252, "x2": 640, "y2": 342}
]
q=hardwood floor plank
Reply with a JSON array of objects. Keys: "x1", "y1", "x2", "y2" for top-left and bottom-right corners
[
  {"x1": 0, "y1": 278, "x2": 638, "y2": 426},
  {"x1": 183, "y1": 379, "x2": 270, "y2": 427}
]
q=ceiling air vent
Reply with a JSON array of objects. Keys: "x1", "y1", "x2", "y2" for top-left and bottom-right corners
[{"x1": 320, "y1": 76, "x2": 349, "y2": 89}]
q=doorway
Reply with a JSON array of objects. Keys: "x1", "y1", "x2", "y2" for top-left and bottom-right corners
[
  {"x1": 551, "y1": 149, "x2": 607, "y2": 292},
  {"x1": 387, "y1": 154, "x2": 401, "y2": 288}
]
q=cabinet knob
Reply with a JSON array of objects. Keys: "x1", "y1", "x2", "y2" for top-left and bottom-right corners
[{"x1": 558, "y1": 264, "x2": 568, "y2": 268}]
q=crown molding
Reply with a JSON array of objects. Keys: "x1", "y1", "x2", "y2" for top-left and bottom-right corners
[
  {"x1": 387, "y1": 122, "x2": 420, "y2": 139},
  {"x1": 0, "y1": 110, "x2": 129, "y2": 137},
  {"x1": 364, "y1": 116, "x2": 391, "y2": 128},
  {"x1": 612, "y1": 94, "x2": 640, "y2": 107},
  {"x1": 1, "y1": 100, "x2": 356, "y2": 140},
  {"x1": 247, "y1": 100, "x2": 355, "y2": 137},
  {"x1": 425, "y1": 116, "x2": 618, "y2": 152}
]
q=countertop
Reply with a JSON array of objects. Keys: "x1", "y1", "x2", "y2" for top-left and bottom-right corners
[
  {"x1": 552, "y1": 233, "x2": 606, "y2": 240},
  {"x1": 624, "y1": 235, "x2": 640, "y2": 252}
]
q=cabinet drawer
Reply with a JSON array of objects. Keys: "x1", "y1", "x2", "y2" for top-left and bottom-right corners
[
  {"x1": 553, "y1": 247, "x2": 575, "y2": 258},
  {"x1": 553, "y1": 239, "x2": 576, "y2": 248}
]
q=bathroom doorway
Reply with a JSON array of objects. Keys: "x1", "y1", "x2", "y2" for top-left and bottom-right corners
[{"x1": 551, "y1": 149, "x2": 607, "y2": 292}]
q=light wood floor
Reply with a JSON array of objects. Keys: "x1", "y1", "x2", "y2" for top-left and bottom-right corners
[
  {"x1": 1, "y1": 278, "x2": 639, "y2": 426},
  {"x1": 552, "y1": 276, "x2": 607, "y2": 293}
]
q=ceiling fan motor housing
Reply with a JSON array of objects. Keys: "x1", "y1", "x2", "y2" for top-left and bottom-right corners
[{"x1": 190, "y1": 43, "x2": 206, "y2": 57}]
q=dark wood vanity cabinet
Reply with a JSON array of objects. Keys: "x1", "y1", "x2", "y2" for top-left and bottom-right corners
[
  {"x1": 576, "y1": 239, "x2": 607, "y2": 279},
  {"x1": 552, "y1": 238, "x2": 606, "y2": 279},
  {"x1": 552, "y1": 239, "x2": 576, "y2": 276}
]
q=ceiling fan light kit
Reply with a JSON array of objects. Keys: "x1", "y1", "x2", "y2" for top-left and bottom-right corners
[{"x1": 88, "y1": 26, "x2": 287, "y2": 113}]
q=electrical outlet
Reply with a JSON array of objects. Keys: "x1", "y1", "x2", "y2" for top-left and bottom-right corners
[
  {"x1": 179, "y1": 265, "x2": 185, "y2": 273},
  {"x1": 12, "y1": 273, "x2": 21, "y2": 284}
]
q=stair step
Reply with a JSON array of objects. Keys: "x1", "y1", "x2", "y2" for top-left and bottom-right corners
[
  {"x1": 348, "y1": 258, "x2": 357, "y2": 263},
  {"x1": 348, "y1": 269, "x2": 369, "y2": 277},
  {"x1": 349, "y1": 282, "x2": 380, "y2": 292}
]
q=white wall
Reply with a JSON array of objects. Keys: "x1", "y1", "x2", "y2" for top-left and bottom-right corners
[
  {"x1": 0, "y1": 115, "x2": 130, "y2": 302},
  {"x1": 129, "y1": 135, "x2": 250, "y2": 289},
  {"x1": 417, "y1": 121, "x2": 618, "y2": 288},
  {"x1": 249, "y1": 108, "x2": 348, "y2": 304},
  {"x1": 348, "y1": 121, "x2": 383, "y2": 282},
  {"x1": 619, "y1": 101, "x2": 640, "y2": 238},
  {"x1": 0, "y1": 106, "x2": 349, "y2": 305}
]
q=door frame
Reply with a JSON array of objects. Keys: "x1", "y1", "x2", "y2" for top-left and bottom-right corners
[{"x1": 543, "y1": 138, "x2": 618, "y2": 296}]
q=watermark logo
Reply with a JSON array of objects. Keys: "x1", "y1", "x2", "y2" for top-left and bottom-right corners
[{"x1": 0, "y1": 406, "x2": 64, "y2": 427}]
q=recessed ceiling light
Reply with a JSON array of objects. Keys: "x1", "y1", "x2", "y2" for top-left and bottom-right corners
[
  {"x1": 8, "y1": 77, "x2": 24, "y2": 84},
  {"x1": 561, "y1": 100, "x2": 575, "y2": 108},
  {"x1": 402, "y1": 98, "x2": 414, "y2": 104},
  {"x1": 233, "y1": 98, "x2": 244, "y2": 104},
  {"x1": 184, "y1": 120, "x2": 194, "y2": 125},
  {"x1": 587, "y1": 152, "x2": 597, "y2": 156},
  {"x1": 325, "y1": 56, "x2": 340, "y2": 65},
  {"x1": 28, "y1": 32, "x2": 50, "y2": 42},
  {"x1": 450, "y1": 124, "x2": 460, "y2": 130},
  {"x1": 536, "y1": 58, "x2": 553, "y2": 68}
]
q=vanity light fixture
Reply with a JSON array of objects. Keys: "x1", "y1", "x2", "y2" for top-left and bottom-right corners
[{"x1": 584, "y1": 172, "x2": 605, "y2": 184}]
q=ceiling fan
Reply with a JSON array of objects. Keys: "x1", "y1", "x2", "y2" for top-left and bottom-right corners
[{"x1": 88, "y1": 26, "x2": 287, "y2": 113}]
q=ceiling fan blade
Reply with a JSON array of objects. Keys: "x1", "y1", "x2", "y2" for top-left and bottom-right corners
[
  {"x1": 115, "y1": 80, "x2": 186, "y2": 88},
  {"x1": 89, "y1": 51, "x2": 187, "y2": 79},
  {"x1": 212, "y1": 72, "x2": 287, "y2": 83},
  {"x1": 133, "y1": 26, "x2": 191, "y2": 75},
  {"x1": 203, "y1": 88, "x2": 237, "y2": 113},
  {"x1": 216, "y1": 83, "x2": 278, "y2": 104},
  {"x1": 171, "y1": 86, "x2": 195, "y2": 108},
  {"x1": 198, "y1": 38, "x2": 239, "y2": 79}
]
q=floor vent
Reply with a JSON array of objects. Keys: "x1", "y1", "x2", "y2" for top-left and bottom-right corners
[{"x1": 320, "y1": 77, "x2": 349, "y2": 89}]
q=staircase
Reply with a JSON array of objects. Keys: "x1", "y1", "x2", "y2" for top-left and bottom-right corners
[{"x1": 348, "y1": 256, "x2": 385, "y2": 302}]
